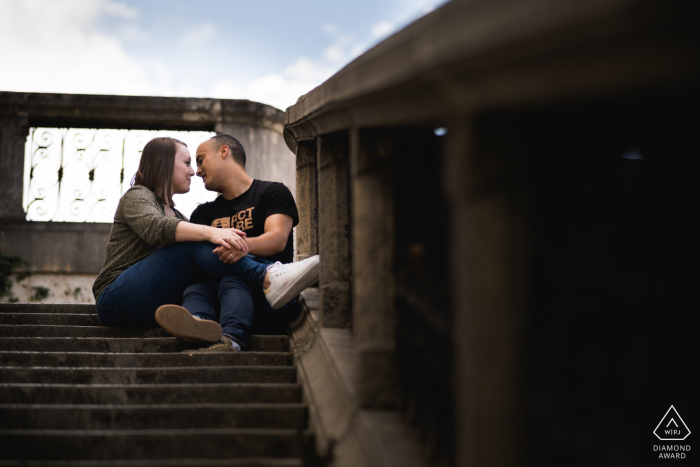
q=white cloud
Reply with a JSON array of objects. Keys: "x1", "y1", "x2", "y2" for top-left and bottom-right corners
[
  {"x1": 0, "y1": 0, "x2": 157, "y2": 96},
  {"x1": 101, "y1": 1, "x2": 140, "y2": 20},
  {"x1": 371, "y1": 21, "x2": 395, "y2": 39},
  {"x1": 181, "y1": 22, "x2": 217, "y2": 46},
  {"x1": 211, "y1": 55, "x2": 334, "y2": 110}
]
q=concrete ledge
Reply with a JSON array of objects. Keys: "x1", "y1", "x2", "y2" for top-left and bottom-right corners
[
  {"x1": 0, "y1": 222, "x2": 111, "y2": 273},
  {"x1": 289, "y1": 289, "x2": 427, "y2": 467},
  {"x1": 0, "y1": 92, "x2": 284, "y2": 133},
  {"x1": 285, "y1": 0, "x2": 700, "y2": 140}
]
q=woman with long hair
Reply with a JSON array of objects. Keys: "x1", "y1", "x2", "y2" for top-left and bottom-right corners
[{"x1": 92, "y1": 137, "x2": 318, "y2": 344}]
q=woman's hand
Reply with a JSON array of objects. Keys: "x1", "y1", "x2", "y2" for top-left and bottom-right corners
[{"x1": 203, "y1": 227, "x2": 248, "y2": 252}]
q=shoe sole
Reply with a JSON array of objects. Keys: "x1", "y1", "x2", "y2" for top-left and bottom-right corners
[
  {"x1": 267, "y1": 257, "x2": 320, "y2": 310},
  {"x1": 155, "y1": 305, "x2": 222, "y2": 343}
]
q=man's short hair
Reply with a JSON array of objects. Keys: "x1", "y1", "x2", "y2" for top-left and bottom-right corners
[{"x1": 209, "y1": 134, "x2": 246, "y2": 168}]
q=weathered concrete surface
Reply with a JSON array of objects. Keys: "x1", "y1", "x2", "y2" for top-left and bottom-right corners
[
  {"x1": 0, "y1": 351, "x2": 293, "y2": 367},
  {"x1": 0, "y1": 366, "x2": 296, "y2": 384},
  {"x1": 284, "y1": 0, "x2": 700, "y2": 139},
  {"x1": 316, "y1": 134, "x2": 350, "y2": 329},
  {"x1": 0, "y1": 301, "x2": 313, "y2": 465},
  {"x1": 0, "y1": 117, "x2": 28, "y2": 221},
  {"x1": 0, "y1": 92, "x2": 283, "y2": 132},
  {"x1": 294, "y1": 141, "x2": 318, "y2": 261},
  {"x1": 1, "y1": 404, "x2": 307, "y2": 429},
  {"x1": 0, "y1": 336, "x2": 289, "y2": 353},
  {"x1": 290, "y1": 290, "x2": 427, "y2": 467},
  {"x1": 0, "y1": 430, "x2": 310, "y2": 460},
  {"x1": 0, "y1": 92, "x2": 295, "y2": 282},
  {"x1": 349, "y1": 129, "x2": 397, "y2": 409},
  {"x1": 0, "y1": 222, "x2": 111, "y2": 274},
  {"x1": 1, "y1": 273, "x2": 98, "y2": 303},
  {"x1": 0, "y1": 383, "x2": 302, "y2": 405}
]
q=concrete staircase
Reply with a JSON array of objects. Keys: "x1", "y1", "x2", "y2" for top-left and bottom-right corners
[{"x1": 0, "y1": 303, "x2": 313, "y2": 466}]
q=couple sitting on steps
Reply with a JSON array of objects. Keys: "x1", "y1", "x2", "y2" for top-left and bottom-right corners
[{"x1": 92, "y1": 134, "x2": 319, "y2": 352}]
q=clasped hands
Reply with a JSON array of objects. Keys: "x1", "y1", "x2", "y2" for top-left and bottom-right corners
[{"x1": 209, "y1": 227, "x2": 249, "y2": 264}]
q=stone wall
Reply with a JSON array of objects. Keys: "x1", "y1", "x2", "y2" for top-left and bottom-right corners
[{"x1": 0, "y1": 92, "x2": 293, "y2": 303}]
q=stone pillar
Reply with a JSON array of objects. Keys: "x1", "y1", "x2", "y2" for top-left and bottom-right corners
[
  {"x1": 444, "y1": 117, "x2": 529, "y2": 467},
  {"x1": 295, "y1": 140, "x2": 318, "y2": 261},
  {"x1": 215, "y1": 123, "x2": 295, "y2": 198},
  {"x1": 350, "y1": 128, "x2": 397, "y2": 409},
  {"x1": 316, "y1": 132, "x2": 351, "y2": 328},
  {"x1": 0, "y1": 117, "x2": 29, "y2": 221}
]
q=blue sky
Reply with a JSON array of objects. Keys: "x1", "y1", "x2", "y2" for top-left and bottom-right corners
[{"x1": 0, "y1": 0, "x2": 447, "y2": 110}]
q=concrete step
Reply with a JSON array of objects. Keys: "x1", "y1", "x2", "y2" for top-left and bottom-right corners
[
  {"x1": 0, "y1": 383, "x2": 302, "y2": 404},
  {"x1": 0, "y1": 428, "x2": 313, "y2": 460},
  {"x1": 0, "y1": 403, "x2": 307, "y2": 430},
  {"x1": 0, "y1": 365, "x2": 296, "y2": 384},
  {"x1": 0, "y1": 336, "x2": 289, "y2": 353},
  {"x1": 0, "y1": 313, "x2": 100, "y2": 326},
  {"x1": 0, "y1": 324, "x2": 169, "y2": 338},
  {"x1": 0, "y1": 459, "x2": 302, "y2": 467},
  {"x1": 0, "y1": 303, "x2": 95, "y2": 314},
  {"x1": 0, "y1": 351, "x2": 294, "y2": 367}
]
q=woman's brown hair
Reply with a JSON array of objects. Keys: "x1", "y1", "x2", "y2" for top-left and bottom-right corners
[{"x1": 131, "y1": 137, "x2": 186, "y2": 206}]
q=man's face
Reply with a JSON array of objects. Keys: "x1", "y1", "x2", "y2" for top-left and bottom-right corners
[{"x1": 195, "y1": 141, "x2": 221, "y2": 191}]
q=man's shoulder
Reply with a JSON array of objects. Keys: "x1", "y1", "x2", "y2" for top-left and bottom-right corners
[{"x1": 256, "y1": 180, "x2": 292, "y2": 196}]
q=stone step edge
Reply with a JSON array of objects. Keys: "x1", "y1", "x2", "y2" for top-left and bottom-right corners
[
  {"x1": 0, "y1": 459, "x2": 302, "y2": 467},
  {"x1": 1, "y1": 382, "x2": 300, "y2": 389},
  {"x1": 0, "y1": 365, "x2": 293, "y2": 371},
  {"x1": 0, "y1": 327, "x2": 286, "y2": 338},
  {"x1": 0, "y1": 428, "x2": 313, "y2": 436},
  {"x1": 0, "y1": 304, "x2": 95, "y2": 313},
  {"x1": 0, "y1": 403, "x2": 306, "y2": 410},
  {"x1": 0, "y1": 351, "x2": 292, "y2": 356}
]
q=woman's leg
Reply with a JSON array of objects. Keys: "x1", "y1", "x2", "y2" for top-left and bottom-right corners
[{"x1": 97, "y1": 242, "x2": 268, "y2": 328}]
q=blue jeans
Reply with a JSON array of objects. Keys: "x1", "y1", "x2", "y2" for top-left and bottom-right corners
[
  {"x1": 182, "y1": 256, "x2": 300, "y2": 350},
  {"x1": 96, "y1": 242, "x2": 269, "y2": 328}
]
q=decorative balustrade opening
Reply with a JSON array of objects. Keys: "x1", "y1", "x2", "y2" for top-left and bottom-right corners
[{"x1": 23, "y1": 128, "x2": 216, "y2": 222}]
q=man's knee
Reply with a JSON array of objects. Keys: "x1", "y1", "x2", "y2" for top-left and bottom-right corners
[
  {"x1": 184, "y1": 281, "x2": 218, "y2": 300},
  {"x1": 218, "y1": 275, "x2": 252, "y2": 295}
]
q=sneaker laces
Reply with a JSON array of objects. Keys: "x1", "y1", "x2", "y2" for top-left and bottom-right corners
[{"x1": 267, "y1": 260, "x2": 305, "y2": 278}]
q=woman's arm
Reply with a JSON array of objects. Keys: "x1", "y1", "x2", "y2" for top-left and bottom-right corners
[{"x1": 175, "y1": 221, "x2": 248, "y2": 252}]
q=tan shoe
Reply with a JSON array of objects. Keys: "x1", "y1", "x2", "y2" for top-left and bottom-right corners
[
  {"x1": 183, "y1": 335, "x2": 240, "y2": 354},
  {"x1": 155, "y1": 304, "x2": 222, "y2": 343}
]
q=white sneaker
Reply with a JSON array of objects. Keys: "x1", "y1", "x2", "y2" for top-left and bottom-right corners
[{"x1": 264, "y1": 256, "x2": 320, "y2": 309}]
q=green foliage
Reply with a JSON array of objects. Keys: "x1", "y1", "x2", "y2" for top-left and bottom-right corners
[
  {"x1": 0, "y1": 251, "x2": 28, "y2": 298},
  {"x1": 30, "y1": 286, "x2": 50, "y2": 302},
  {"x1": 15, "y1": 270, "x2": 33, "y2": 282},
  {"x1": 9, "y1": 297, "x2": 20, "y2": 303},
  {"x1": 73, "y1": 287, "x2": 82, "y2": 298}
]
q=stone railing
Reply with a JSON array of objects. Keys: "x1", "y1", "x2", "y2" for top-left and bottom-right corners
[
  {"x1": 0, "y1": 92, "x2": 292, "y2": 302},
  {"x1": 284, "y1": 0, "x2": 700, "y2": 466}
]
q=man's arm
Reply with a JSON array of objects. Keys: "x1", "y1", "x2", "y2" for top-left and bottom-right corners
[{"x1": 214, "y1": 213, "x2": 292, "y2": 263}]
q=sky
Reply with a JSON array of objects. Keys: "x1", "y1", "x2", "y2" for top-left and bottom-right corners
[{"x1": 0, "y1": 0, "x2": 447, "y2": 111}]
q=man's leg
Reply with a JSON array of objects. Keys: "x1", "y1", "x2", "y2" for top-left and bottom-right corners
[
  {"x1": 182, "y1": 281, "x2": 220, "y2": 322},
  {"x1": 217, "y1": 276, "x2": 256, "y2": 350}
]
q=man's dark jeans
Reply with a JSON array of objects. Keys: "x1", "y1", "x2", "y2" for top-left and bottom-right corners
[
  {"x1": 182, "y1": 255, "x2": 300, "y2": 350},
  {"x1": 96, "y1": 242, "x2": 268, "y2": 328}
]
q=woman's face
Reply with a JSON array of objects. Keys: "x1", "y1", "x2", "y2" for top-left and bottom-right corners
[{"x1": 171, "y1": 144, "x2": 195, "y2": 195}]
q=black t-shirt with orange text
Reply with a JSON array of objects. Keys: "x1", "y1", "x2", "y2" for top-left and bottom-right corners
[{"x1": 190, "y1": 180, "x2": 299, "y2": 264}]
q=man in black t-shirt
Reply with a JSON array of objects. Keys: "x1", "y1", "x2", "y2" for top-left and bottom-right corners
[{"x1": 181, "y1": 134, "x2": 301, "y2": 352}]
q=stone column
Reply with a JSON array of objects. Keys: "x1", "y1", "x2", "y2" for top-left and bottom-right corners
[
  {"x1": 0, "y1": 117, "x2": 29, "y2": 222},
  {"x1": 350, "y1": 128, "x2": 397, "y2": 409},
  {"x1": 444, "y1": 117, "x2": 530, "y2": 467},
  {"x1": 295, "y1": 140, "x2": 318, "y2": 261},
  {"x1": 316, "y1": 132, "x2": 351, "y2": 328}
]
